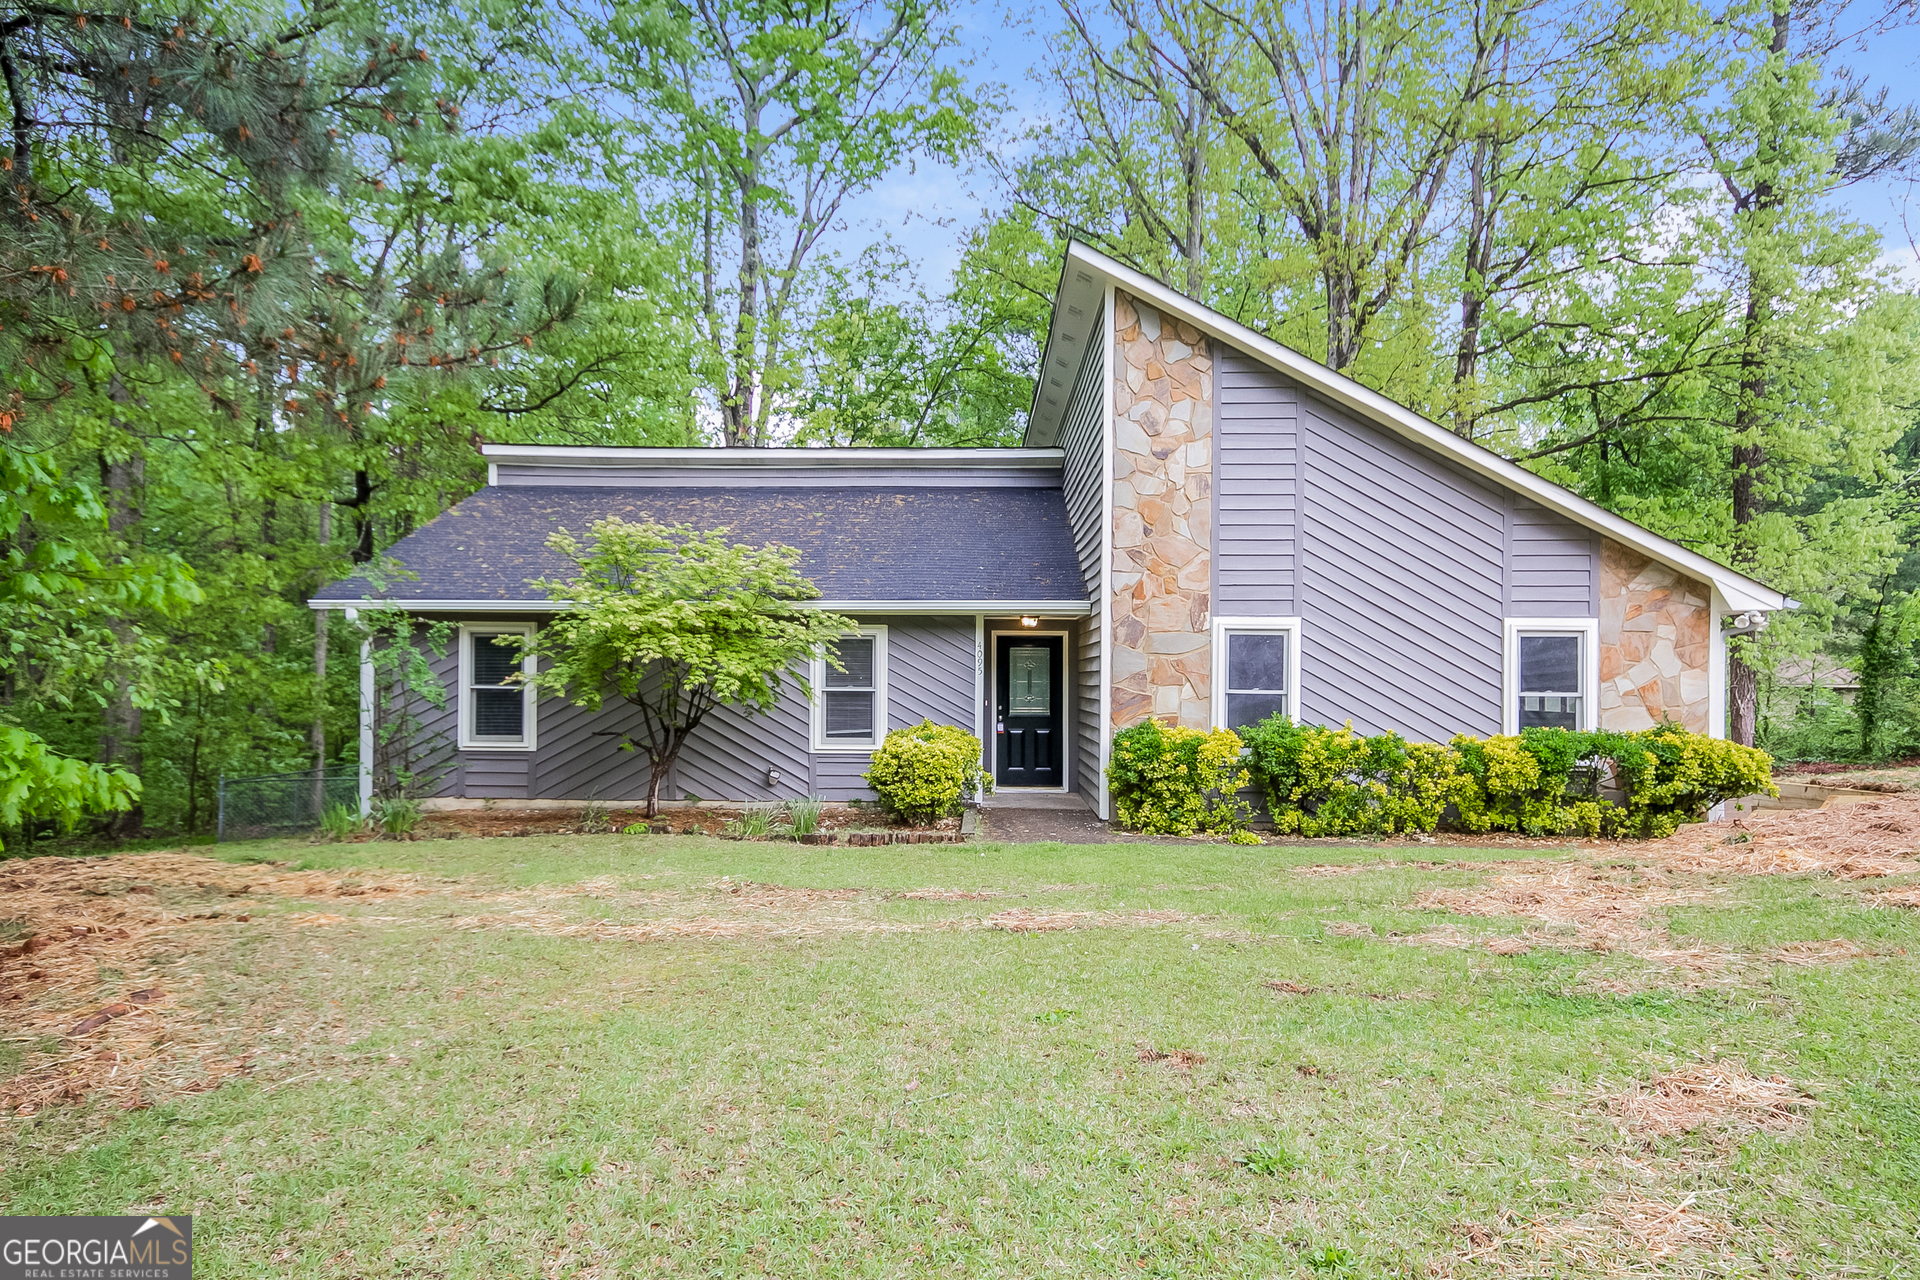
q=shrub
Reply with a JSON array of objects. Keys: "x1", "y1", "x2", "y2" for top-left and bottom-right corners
[
  {"x1": 1606, "y1": 722, "x2": 1777, "y2": 837},
  {"x1": 864, "y1": 720, "x2": 990, "y2": 823},
  {"x1": 1450, "y1": 724, "x2": 1776, "y2": 838},
  {"x1": 723, "y1": 804, "x2": 778, "y2": 839},
  {"x1": 1241, "y1": 719, "x2": 1454, "y2": 836},
  {"x1": 1107, "y1": 719, "x2": 1250, "y2": 836}
]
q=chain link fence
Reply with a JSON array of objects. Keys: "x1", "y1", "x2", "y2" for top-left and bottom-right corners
[{"x1": 217, "y1": 767, "x2": 360, "y2": 842}]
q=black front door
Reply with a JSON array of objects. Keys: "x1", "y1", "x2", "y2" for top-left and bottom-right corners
[{"x1": 996, "y1": 635, "x2": 1063, "y2": 787}]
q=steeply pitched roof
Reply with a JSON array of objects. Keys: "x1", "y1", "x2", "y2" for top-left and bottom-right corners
[
  {"x1": 313, "y1": 484, "x2": 1090, "y2": 610},
  {"x1": 1027, "y1": 241, "x2": 1793, "y2": 615}
]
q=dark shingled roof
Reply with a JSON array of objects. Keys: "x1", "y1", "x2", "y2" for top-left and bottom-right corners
[{"x1": 316, "y1": 485, "x2": 1089, "y2": 604}]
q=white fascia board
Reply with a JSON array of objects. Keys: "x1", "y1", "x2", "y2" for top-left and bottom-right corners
[
  {"x1": 480, "y1": 444, "x2": 1066, "y2": 471},
  {"x1": 1058, "y1": 241, "x2": 1794, "y2": 617},
  {"x1": 309, "y1": 598, "x2": 559, "y2": 612},
  {"x1": 308, "y1": 597, "x2": 1094, "y2": 617}
]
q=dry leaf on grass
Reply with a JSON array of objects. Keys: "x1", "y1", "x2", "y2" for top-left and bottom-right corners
[
  {"x1": 1485, "y1": 936, "x2": 1533, "y2": 955},
  {"x1": 1263, "y1": 979, "x2": 1316, "y2": 995},
  {"x1": 1606, "y1": 1060, "x2": 1815, "y2": 1137},
  {"x1": 1323, "y1": 921, "x2": 1376, "y2": 938}
]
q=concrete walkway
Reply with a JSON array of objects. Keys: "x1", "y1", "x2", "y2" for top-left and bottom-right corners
[{"x1": 974, "y1": 791, "x2": 1160, "y2": 844}]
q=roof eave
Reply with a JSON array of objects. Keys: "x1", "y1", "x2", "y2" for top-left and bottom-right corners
[
  {"x1": 308, "y1": 597, "x2": 1096, "y2": 617},
  {"x1": 1057, "y1": 241, "x2": 1793, "y2": 616}
]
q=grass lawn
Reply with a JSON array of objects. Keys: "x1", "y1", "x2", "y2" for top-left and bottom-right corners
[{"x1": 3, "y1": 831, "x2": 1918, "y2": 1277}]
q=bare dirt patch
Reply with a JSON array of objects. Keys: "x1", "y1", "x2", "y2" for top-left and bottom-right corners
[{"x1": 1605, "y1": 1060, "x2": 1816, "y2": 1139}]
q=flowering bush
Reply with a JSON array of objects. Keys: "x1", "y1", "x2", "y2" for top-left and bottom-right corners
[
  {"x1": 1107, "y1": 719, "x2": 1251, "y2": 836},
  {"x1": 864, "y1": 719, "x2": 991, "y2": 823}
]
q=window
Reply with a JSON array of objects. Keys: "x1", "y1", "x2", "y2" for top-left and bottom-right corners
[
  {"x1": 1502, "y1": 619, "x2": 1597, "y2": 734},
  {"x1": 1210, "y1": 618, "x2": 1302, "y2": 731},
  {"x1": 459, "y1": 625, "x2": 535, "y2": 749},
  {"x1": 812, "y1": 627, "x2": 887, "y2": 751}
]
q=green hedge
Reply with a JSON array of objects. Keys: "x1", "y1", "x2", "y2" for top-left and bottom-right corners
[
  {"x1": 863, "y1": 719, "x2": 991, "y2": 823},
  {"x1": 1108, "y1": 717, "x2": 1776, "y2": 840},
  {"x1": 1107, "y1": 719, "x2": 1253, "y2": 837}
]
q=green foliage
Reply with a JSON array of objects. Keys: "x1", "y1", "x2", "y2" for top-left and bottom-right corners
[
  {"x1": 319, "y1": 803, "x2": 362, "y2": 843},
  {"x1": 522, "y1": 519, "x2": 854, "y2": 816},
  {"x1": 1106, "y1": 720, "x2": 1250, "y2": 837},
  {"x1": 785, "y1": 797, "x2": 825, "y2": 838},
  {"x1": 724, "y1": 805, "x2": 779, "y2": 839},
  {"x1": 863, "y1": 720, "x2": 990, "y2": 824},
  {"x1": 1451, "y1": 725, "x2": 1776, "y2": 839},
  {"x1": 372, "y1": 796, "x2": 425, "y2": 837},
  {"x1": 0, "y1": 727, "x2": 140, "y2": 850},
  {"x1": 1237, "y1": 1143, "x2": 1301, "y2": 1176},
  {"x1": 1236, "y1": 717, "x2": 1775, "y2": 839},
  {"x1": 1240, "y1": 720, "x2": 1454, "y2": 837}
]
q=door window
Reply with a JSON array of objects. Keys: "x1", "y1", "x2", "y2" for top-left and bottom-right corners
[{"x1": 1008, "y1": 645, "x2": 1051, "y2": 713}]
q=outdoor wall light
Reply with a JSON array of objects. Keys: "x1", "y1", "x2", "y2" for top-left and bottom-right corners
[
  {"x1": 1019, "y1": 616, "x2": 1040, "y2": 628},
  {"x1": 765, "y1": 767, "x2": 783, "y2": 787}
]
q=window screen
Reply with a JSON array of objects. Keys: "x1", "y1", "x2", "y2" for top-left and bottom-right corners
[
  {"x1": 1518, "y1": 633, "x2": 1582, "y2": 731},
  {"x1": 1224, "y1": 631, "x2": 1289, "y2": 730},
  {"x1": 823, "y1": 635, "x2": 877, "y2": 741},
  {"x1": 468, "y1": 633, "x2": 525, "y2": 741}
]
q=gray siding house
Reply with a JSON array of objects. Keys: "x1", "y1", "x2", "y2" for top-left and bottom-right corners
[{"x1": 313, "y1": 243, "x2": 1791, "y2": 819}]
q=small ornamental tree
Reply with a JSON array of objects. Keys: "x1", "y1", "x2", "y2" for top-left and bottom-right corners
[{"x1": 520, "y1": 519, "x2": 855, "y2": 817}]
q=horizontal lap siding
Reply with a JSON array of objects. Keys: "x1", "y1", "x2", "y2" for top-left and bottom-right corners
[
  {"x1": 1060, "y1": 302, "x2": 1105, "y2": 804},
  {"x1": 1298, "y1": 395, "x2": 1505, "y2": 739},
  {"x1": 1075, "y1": 617, "x2": 1101, "y2": 807},
  {"x1": 672, "y1": 614, "x2": 977, "y2": 804},
  {"x1": 1060, "y1": 300, "x2": 1107, "y2": 598},
  {"x1": 1507, "y1": 500, "x2": 1599, "y2": 615},
  {"x1": 1216, "y1": 348, "x2": 1299, "y2": 611},
  {"x1": 416, "y1": 614, "x2": 975, "y2": 804}
]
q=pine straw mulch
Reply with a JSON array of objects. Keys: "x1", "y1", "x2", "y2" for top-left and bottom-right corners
[
  {"x1": 1439, "y1": 1192, "x2": 1740, "y2": 1279},
  {"x1": 1603, "y1": 1059, "x2": 1817, "y2": 1139},
  {"x1": 1435, "y1": 1061, "x2": 1816, "y2": 1278},
  {"x1": 1356, "y1": 796, "x2": 1920, "y2": 973},
  {"x1": 0, "y1": 854, "x2": 431, "y2": 1118}
]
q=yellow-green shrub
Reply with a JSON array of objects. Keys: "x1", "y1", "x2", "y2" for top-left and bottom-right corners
[
  {"x1": 1241, "y1": 719, "x2": 1454, "y2": 836},
  {"x1": 1107, "y1": 719, "x2": 1250, "y2": 836},
  {"x1": 863, "y1": 719, "x2": 991, "y2": 823}
]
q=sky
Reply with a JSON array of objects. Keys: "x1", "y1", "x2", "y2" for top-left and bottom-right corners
[{"x1": 836, "y1": 0, "x2": 1920, "y2": 294}]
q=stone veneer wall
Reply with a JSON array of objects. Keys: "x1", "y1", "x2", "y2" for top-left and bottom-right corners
[
  {"x1": 1599, "y1": 538, "x2": 1712, "y2": 732},
  {"x1": 1109, "y1": 291, "x2": 1214, "y2": 730}
]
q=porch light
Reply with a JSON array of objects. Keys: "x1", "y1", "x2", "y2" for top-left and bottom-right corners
[{"x1": 1019, "y1": 616, "x2": 1040, "y2": 628}]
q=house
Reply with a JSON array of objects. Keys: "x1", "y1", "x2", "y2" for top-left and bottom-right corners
[{"x1": 311, "y1": 242, "x2": 1793, "y2": 819}]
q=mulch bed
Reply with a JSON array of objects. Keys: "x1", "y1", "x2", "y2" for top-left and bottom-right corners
[{"x1": 370, "y1": 804, "x2": 961, "y2": 842}]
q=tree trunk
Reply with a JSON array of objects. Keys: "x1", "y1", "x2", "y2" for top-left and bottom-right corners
[
  {"x1": 1729, "y1": 651, "x2": 1758, "y2": 748},
  {"x1": 1722, "y1": 6, "x2": 1790, "y2": 749},
  {"x1": 350, "y1": 469, "x2": 374, "y2": 562},
  {"x1": 99, "y1": 385, "x2": 145, "y2": 839}
]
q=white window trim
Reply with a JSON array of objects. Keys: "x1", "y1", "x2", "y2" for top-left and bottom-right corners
[
  {"x1": 458, "y1": 623, "x2": 537, "y2": 751},
  {"x1": 1211, "y1": 616, "x2": 1303, "y2": 731},
  {"x1": 1502, "y1": 617, "x2": 1599, "y2": 735},
  {"x1": 810, "y1": 625, "x2": 889, "y2": 753}
]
